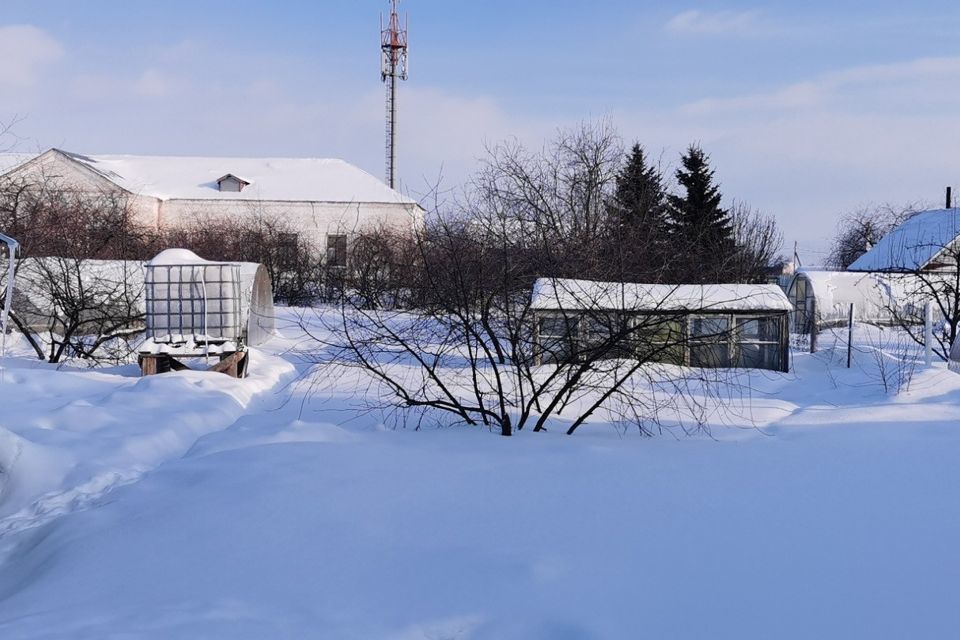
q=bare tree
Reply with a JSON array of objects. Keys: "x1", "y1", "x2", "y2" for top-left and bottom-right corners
[
  {"x1": 15, "y1": 257, "x2": 144, "y2": 363},
  {"x1": 0, "y1": 171, "x2": 152, "y2": 363},
  {"x1": 0, "y1": 115, "x2": 24, "y2": 153},
  {"x1": 306, "y1": 218, "x2": 740, "y2": 437},
  {"x1": 849, "y1": 208, "x2": 960, "y2": 361},
  {"x1": 305, "y1": 123, "x2": 780, "y2": 437},
  {"x1": 469, "y1": 120, "x2": 623, "y2": 281},
  {"x1": 727, "y1": 202, "x2": 784, "y2": 283},
  {"x1": 161, "y1": 210, "x2": 325, "y2": 304},
  {"x1": 882, "y1": 268, "x2": 959, "y2": 361},
  {"x1": 827, "y1": 203, "x2": 923, "y2": 269}
]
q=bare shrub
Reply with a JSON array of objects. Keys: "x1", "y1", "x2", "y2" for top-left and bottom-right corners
[
  {"x1": 15, "y1": 257, "x2": 144, "y2": 363},
  {"x1": 306, "y1": 249, "x2": 736, "y2": 437},
  {"x1": 858, "y1": 325, "x2": 920, "y2": 394},
  {"x1": 342, "y1": 224, "x2": 420, "y2": 309},
  {"x1": 160, "y1": 211, "x2": 325, "y2": 305},
  {"x1": 306, "y1": 122, "x2": 779, "y2": 437},
  {"x1": 0, "y1": 173, "x2": 153, "y2": 363},
  {"x1": 728, "y1": 202, "x2": 784, "y2": 283}
]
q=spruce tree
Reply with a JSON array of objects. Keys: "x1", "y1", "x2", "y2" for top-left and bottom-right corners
[
  {"x1": 666, "y1": 145, "x2": 734, "y2": 281},
  {"x1": 607, "y1": 144, "x2": 669, "y2": 279}
]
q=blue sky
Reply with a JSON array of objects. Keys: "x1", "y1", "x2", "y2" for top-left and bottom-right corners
[{"x1": 3, "y1": 1, "x2": 960, "y2": 258}]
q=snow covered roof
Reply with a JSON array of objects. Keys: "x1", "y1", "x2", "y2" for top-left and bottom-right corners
[
  {"x1": 2, "y1": 149, "x2": 419, "y2": 205},
  {"x1": 531, "y1": 278, "x2": 792, "y2": 313},
  {"x1": 847, "y1": 209, "x2": 960, "y2": 272}
]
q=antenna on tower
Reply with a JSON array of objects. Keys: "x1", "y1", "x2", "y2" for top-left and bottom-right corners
[{"x1": 381, "y1": 0, "x2": 408, "y2": 190}]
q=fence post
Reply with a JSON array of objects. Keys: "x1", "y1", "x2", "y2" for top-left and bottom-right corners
[
  {"x1": 847, "y1": 303, "x2": 854, "y2": 368},
  {"x1": 924, "y1": 301, "x2": 933, "y2": 366},
  {"x1": 809, "y1": 299, "x2": 818, "y2": 353}
]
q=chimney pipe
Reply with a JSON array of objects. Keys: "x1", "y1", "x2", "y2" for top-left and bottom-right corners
[{"x1": 947, "y1": 186, "x2": 953, "y2": 209}]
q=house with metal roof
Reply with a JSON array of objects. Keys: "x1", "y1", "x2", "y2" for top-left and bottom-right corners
[{"x1": 847, "y1": 208, "x2": 960, "y2": 273}]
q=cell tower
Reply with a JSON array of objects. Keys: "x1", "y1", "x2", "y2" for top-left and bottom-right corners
[{"x1": 380, "y1": 0, "x2": 408, "y2": 189}]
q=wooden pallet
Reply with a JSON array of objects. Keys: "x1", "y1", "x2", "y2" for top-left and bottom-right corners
[
  {"x1": 138, "y1": 350, "x2": 248, "y2": 378},
  {"x1": 137, "y1": 337, "x2": 248, "y2": 378}
]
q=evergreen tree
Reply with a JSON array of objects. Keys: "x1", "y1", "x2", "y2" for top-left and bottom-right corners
[
  {"x1": 606, "y1": 144, "x2": 669, "y2": 280},
  {"x1": 666, "y1": 145, "x2": 734, "y2": 281}
]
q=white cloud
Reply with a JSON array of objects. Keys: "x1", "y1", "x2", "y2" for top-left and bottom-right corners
[
  {"x1": 681, "y1": 56, "x2": 960, "y2": 116},
  {"x1": 665, "y1": 10, "x2": 773, "y2": 36},
  {"x1": 69, "y1": 73, "x2": 124, "y2": 102},
  {"x1": 621, "y1": 55, "x2": 960, "y2": 254},
  {"x1": 681, "y1": 82, "x2": 823, "y2": 115},
  {"x1": 0, "y1": 25, "x2": 63, "y2": 86},
  {"x1": 134, "y1": 69, "x2": 180, "y2": 97},
  {"x1": 399, "y1": 87, "x2": 557, "y2": 191}
]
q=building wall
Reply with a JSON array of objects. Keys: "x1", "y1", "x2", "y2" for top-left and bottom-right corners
[{"x1": 155, "y1": 198, "x2": 423, "y2": 249}]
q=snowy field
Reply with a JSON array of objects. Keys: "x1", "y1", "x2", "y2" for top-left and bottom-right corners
[{"x1": 0, "y1": 311, "x2": 959, "y2": 638}]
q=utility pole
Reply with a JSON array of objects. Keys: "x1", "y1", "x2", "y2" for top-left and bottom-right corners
[{"x1": 380, "y1": 0, "x2": 408, "y2": 190}]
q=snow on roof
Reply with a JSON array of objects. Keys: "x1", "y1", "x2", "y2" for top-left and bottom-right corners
[
  {"x1": 148, "y1": 248, "x2": 213, "y2": 266},
  {"x1": 847, "y1": 209, "x2": 960, "y2": 272},
  {"x1": 12, "y1": 150, "x2": 419, "y2": 205},
  {"x1": 531, "y1": 278, "x2": 792, "y2": 313}
]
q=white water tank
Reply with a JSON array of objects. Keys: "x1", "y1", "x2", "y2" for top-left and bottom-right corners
[{"x1": 144, "y1": 249, "x2": 274, "y2": 346}]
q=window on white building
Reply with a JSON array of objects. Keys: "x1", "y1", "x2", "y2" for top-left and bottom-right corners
[{"x1": 327, "y1": 234, "x2": 348, "y2": 267}]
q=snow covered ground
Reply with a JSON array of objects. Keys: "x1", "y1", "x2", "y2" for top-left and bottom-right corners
[{"x1": 0, "y1": 313, "x2": 958, "y2": 638}]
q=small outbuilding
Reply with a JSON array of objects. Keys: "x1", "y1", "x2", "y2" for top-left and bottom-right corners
[{"x1": 530, "y1": 278, "x2": 792, "y2": 372}]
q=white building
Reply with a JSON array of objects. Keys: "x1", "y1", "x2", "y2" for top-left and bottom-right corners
[{"x1": 0, "y1": 148, "x2": 424, "y2": 263}]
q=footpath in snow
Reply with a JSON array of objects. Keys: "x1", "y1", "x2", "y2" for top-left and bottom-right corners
[{"x1": 0, "y1": 346, "x2": 295, "y2": 552}]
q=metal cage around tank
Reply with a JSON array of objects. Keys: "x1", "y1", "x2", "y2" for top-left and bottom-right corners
[{"x1": 144, "y1": 261, "x2": 244, "y2": 342}]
